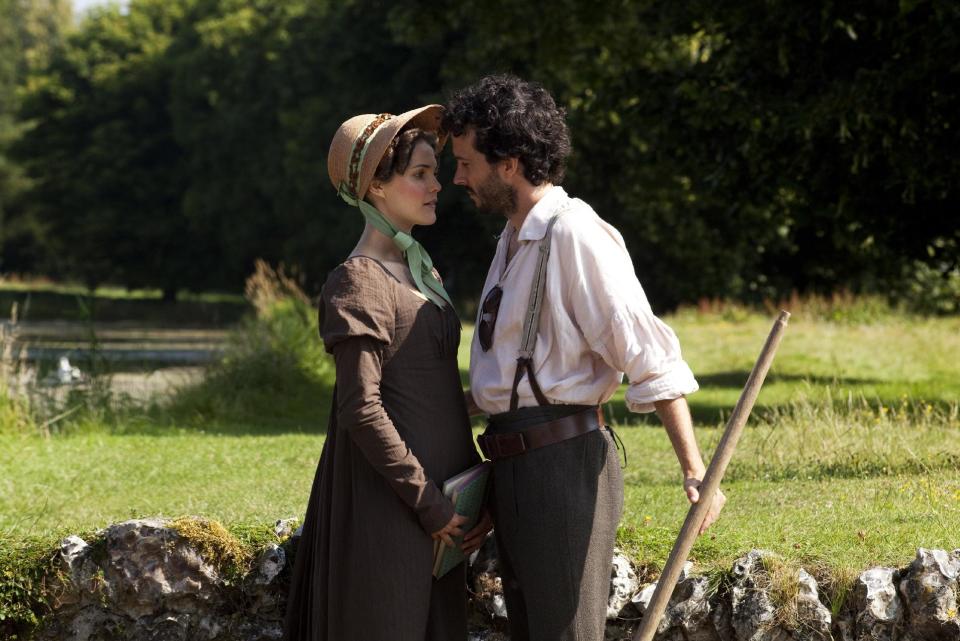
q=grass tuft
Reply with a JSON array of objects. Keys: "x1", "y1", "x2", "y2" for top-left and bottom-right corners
[
  {"x1": 162, "y1": 262, "x2": 333, "y2": 432},
  {"x1": 755, "y1": 555, "x2": 805, "y2": 631},
  {"x1": 0, "y1": 535, "x2": 61, "y2": 639},
  {"x1": 682, "y1": 291, "x2": 905, "y2": 325},
  {"x1": 0, "y1": 387, "x2": 35, "y2": 436},
  {"x1": 730, "y1": 389, "x2": 960, "y2": 482},
  {"x1": 169, "y1": 517, "x2": 252, "y2": 584}
]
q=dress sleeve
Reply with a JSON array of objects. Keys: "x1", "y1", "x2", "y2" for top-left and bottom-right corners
[
  {"x1": 557, "y1": 216, "x2": 699, "y2": 413},
  {"x1": 320, "y1": 260, "x2": 396, "y2": 352},
  {"x1": 320, "y1": 260, "x2": 454, "y2": 534}
]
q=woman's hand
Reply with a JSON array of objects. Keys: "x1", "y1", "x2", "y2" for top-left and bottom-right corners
[
  {"x1": 460, "y1": 508, "x2": 493, "y2": 555},
  {"x1": 431, "y1": 512, "x2": 469, "y2": 547}
]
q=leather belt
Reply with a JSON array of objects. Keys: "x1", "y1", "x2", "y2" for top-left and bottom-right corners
[{"x1": 478, "y1": 406, "x2": 605, "y2": 460}]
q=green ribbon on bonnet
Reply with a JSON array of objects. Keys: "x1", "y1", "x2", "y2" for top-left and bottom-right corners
[{"x1": 338, "y1": 183, "x2": 453, "y2": 309}]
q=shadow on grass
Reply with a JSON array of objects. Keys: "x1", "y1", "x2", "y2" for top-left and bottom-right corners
[
  {"x1": 604, "y1": 370, "x2": 958, "y2": 428},
  {"x1": 697, "y1": 371, "x2": 885, "y2": 389},
  {"x1": 601, "y1": 397, "x2": 737, "y2": 428},
  {"x1": 723, "y1": 451, "x2": 960, "y2": 482},
  {"x1": 0, "y1": 288, "x2": 248, "y2": 325}
]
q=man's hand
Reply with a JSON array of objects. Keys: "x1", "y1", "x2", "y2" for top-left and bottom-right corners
[
  {"x1": 460, "y1": 508, "x2": 493, "y2": 555},
  {"x1": 684, "y1": 478, "x2": 726, "y2": 535},
  {"x1": 464, "y1": 390, "x2": 484, "y2": 417},
  {"x1": 431, "y1": 513, "x2": 469, "y2": 547}
]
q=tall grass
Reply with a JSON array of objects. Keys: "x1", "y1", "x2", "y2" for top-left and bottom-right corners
[
  {"x1": 0, "y1": 387, "x2": 33, "y2": 435},
  {"x1": 680, "y1": 291, "x2": 905, "y2": 324},
  {"x1": 1, "y1": 308, "x2": 34, "y2": 435},
  {"x1": 730, "y1": 389, "x2": 960, "y2": 481},
  {"x1": 1, "y1": 262, "x2": 333, "y2": 436},
  {"x1": 163, "y1": 261, "x2": 333, "y2": 432}
]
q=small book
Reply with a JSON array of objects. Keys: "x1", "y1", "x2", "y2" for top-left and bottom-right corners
[{"x1": 431, "y1": 461, "x2": 492, "y2": 579}]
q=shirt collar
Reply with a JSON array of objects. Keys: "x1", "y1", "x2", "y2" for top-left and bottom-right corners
[{"x1": 515, "y1": 186, "x2": 568, "y2": 242}]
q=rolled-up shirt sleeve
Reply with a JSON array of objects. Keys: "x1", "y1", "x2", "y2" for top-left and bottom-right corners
[{"x1": 560, "y1": 216, "x2": 699, "y2": 413}]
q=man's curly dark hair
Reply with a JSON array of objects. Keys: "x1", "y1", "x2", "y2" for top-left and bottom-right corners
[{"x1": 443, "y1": 75, "x2": 571, "y2": 186}]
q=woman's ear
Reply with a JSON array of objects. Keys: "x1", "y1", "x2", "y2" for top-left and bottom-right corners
[{"x1": 367, "y1": 179, "x2": 386, "y2": 200}]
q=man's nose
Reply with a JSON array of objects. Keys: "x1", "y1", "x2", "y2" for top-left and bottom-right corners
[{"x1": 453, "y1": 168, "x2": 466, "y2": 186}]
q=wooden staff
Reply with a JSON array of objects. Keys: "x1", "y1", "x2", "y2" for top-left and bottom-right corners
[{"x1": 632, "y1": 310, "x2": 791, "y2": 641}]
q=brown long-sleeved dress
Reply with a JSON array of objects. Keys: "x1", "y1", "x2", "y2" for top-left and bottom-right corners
[{"x1": 284, "y1": 257, "x2": 480, "y2": 641}]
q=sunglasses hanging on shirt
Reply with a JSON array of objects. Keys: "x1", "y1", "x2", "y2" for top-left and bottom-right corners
[{"x1": 478, "y1": 285, "x2": 503, "y2": 352}]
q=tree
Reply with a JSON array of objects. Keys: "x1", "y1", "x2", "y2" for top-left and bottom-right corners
[
  {"x1": 12, "y1": 0, "x2": 201, "y2": 298},
  {"x1": 391, "y1": 0, "x2": 960, "y2": 308},
  {"x1": 0, "y1": 0, "x2": 72, "y2": 274},
  {"x1": 8, "y1": 0, "x2": 958, "y2": 308}
]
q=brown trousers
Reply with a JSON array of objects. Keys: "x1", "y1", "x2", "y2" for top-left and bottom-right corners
[{"x1": 490, "y1": 429, "x2": 624, "y2": 641}]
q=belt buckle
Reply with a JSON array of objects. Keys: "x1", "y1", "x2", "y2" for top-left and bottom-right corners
[
  {"x1": 494, "y1": 432, "x2": 526, "y2": 458},
  {"x1": 477, "y1": 434, "x2": 493, "y2": 459},
  {"x1": 478, "y1": 431, "x2": 527, "y2": 459}
]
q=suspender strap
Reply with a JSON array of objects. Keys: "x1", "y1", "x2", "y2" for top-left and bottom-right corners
[{"x1": 509, "y1": 212, "x2": 565, "y2": 412}]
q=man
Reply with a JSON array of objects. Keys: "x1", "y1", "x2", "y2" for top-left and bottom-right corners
[{"x1": 448, "y1": 75, "x2": 726, "y2": 641}]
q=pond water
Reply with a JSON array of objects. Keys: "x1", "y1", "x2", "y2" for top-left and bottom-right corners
[{"x1": 4, "y1": 321, "x2": 227, "y2": 401}]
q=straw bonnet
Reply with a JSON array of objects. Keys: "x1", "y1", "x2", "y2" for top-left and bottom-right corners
[{"x1": 327, "y1": 104, "x2": 445, "y2": 200}]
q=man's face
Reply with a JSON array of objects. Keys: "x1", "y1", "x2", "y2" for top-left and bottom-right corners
[{"x1": 451, "y1": 129, "x2": 517, "y2": 218}]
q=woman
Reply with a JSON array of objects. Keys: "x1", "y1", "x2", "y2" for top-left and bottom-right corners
[{"x1": 283, "y1": 105, "x2": 483, "y2": 641}]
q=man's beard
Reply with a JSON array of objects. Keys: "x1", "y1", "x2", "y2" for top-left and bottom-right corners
[{"x1": 471, "y1": 172, "x2": 517, "y2": 218}]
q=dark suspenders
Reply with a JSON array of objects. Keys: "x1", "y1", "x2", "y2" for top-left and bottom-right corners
[{"x1": 509, "y1": 211, "x2": 566, "y2": 412}]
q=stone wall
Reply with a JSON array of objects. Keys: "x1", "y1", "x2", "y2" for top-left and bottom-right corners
[{"x1": 30, "y1": 518, "x2": 960, "y2": 640}]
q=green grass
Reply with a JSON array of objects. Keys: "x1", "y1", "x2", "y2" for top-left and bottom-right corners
[
  {"x1": 614, "y1": 422, "x2": 960, "y2": 574},
  {"x1": 0, "y1": 430, "x2": 320, "y2": 537},
  {"x1": 2, "y1": 307, "x2": 959, "y2": 600},
  {"x1": 600, "y1": 313, "x2": 960, "y2": 427}
]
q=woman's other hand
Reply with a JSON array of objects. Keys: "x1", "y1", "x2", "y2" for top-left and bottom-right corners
[{"x1": 431, "y1": 512, "x2": 469, "y2": 547}]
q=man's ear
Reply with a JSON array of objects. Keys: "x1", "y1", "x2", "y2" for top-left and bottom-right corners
[{"x1": 498, "y1": 157, "x2": 520, "y2": 181}]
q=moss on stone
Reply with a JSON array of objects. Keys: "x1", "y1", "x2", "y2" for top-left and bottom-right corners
[
  {"x1": 170, "y1": 516, "x2": 253, "y2": 584},
  {"x1": 0, "y1": 536, "x2": 58, "y2": 638}
]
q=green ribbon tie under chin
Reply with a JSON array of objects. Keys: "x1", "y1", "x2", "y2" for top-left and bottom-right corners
[{"x1": 338, "y1": 183, "x2": 453, "y2": 309}]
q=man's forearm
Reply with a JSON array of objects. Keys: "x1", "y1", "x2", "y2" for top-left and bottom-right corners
[{"x1": 654, "y1": 396, "x2": 706, "y2": 479}]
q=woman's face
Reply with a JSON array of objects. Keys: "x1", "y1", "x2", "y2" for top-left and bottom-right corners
[{"x1": 375, "y1": 141, "x2": 441, "y2": 232}]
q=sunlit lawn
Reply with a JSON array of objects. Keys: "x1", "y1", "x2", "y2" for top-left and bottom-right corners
[{"x1": 2, "y1": 311, "x2": 959, "y2": 581}]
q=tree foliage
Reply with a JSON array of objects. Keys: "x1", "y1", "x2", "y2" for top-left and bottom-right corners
[
  {"x1": 0, "y1": 0, "x2": 72, "y2": 273},
  {"x1": 5, "y1": 0, "x2": 958, "y2": 309}
]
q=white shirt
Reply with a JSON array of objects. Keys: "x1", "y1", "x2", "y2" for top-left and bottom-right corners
[{"x1": 469, "y1": 186, "x2": 698, "y2": 415}]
